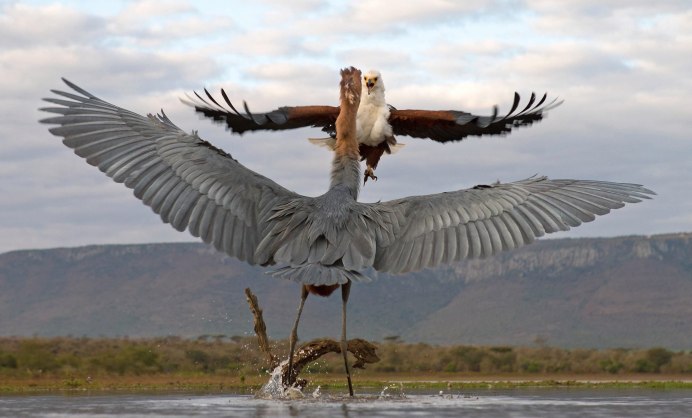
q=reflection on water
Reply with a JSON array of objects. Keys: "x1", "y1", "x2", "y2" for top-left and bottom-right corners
[{"x1": 1, "y1": 388, "x2": 691, "y2": 418}]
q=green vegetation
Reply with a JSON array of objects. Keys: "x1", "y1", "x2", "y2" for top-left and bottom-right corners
[
  {"x1": 368, "y1": 343, "x2": 692, "y2": 375},
  {"x1": 0, "y1": 336, "x2": 691, "y2": 392},
  {"x1": 0, "y1": 336, "x2": 266, "y2": 378}
]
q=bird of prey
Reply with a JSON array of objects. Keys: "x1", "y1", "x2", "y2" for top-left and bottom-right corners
[
  {"x1": 42, "y1": 68, "x2": 651, "y2": 396},
  {"x1": 183, "y1": 69, "x2": 562, "y2": 183}
]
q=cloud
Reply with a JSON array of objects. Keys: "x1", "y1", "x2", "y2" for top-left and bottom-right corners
[
  {"x1": 116, "y1": 0, "x2": 194, "y2": 22},
  {"x1": 108, "y1": 0, "x2": 229, "y2": 40},
  {"x1": 257, "y1": 0, "x2": 329, "y2": 13},
  {"x1": 343, "y1": 0, "x2": 490, "y2": 28},
  {"x1": 527, "y1": 0, "x2": 692, "y2": 37},
  {"x1": 222, "y1": 28, "x2": 314, "y2": 57},
  {"x1": 335, "y1": 49, "x2": 414, "y2": 74},
  {"x1": 222, "y1": 0, "x2": 513, "y2": 61},
  {"x1": 0, "y1": 3, "x2": 106, "y2": 48}
]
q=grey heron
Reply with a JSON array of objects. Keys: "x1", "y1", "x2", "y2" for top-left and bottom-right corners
[{"x1": 41, "y1": 67, "x2": 653, "y2": 396}]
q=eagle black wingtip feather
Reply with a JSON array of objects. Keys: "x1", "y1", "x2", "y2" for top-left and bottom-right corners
[
  {"x1": 220, "y1": 88, "x2": 244, "y2": 116},
  {"x1": 505, "y1": 92, "x2": 521, "y2": 118},
  {"x1": 518, "y1": 92, "x2": 537, "y2": 115},
  {"x1": 533, "y1": 92, "x2": 548, "y2": 109},
  {"x1": 243, "y1": 100, "x2": 261, "y2": 124},
  {"x1": 193, "y1": 90, "x2": 210, "y2": 106},
  {"x1": 203, "y1": 87, "x2": 226, "y2": 109}
]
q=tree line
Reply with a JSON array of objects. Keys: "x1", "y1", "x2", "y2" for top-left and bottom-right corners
[{"x1": 1, "y1": 336, "x2": 690, "y2": 380}]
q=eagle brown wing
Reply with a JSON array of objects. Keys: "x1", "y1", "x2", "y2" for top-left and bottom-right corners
[
  {"x1": 389, "y1": 92, "x2": 562, "y2": 143},
  {"x1": 181, "y1": 88, "x2": 340, "y2": 136}
]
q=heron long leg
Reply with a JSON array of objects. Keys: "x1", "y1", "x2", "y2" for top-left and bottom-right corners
[
  {"x1": 341, "y1": 280, "x2": 354, "y2": 396},
  {"x1": 287, "y1": 285, "x2": 309, "y2": 387}
]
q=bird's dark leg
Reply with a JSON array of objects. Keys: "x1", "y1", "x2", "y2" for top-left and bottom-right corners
[
  {"x1": 363, "y1": 166, "x2": 378, "y2": 184},
  {"x1": 359, "y1": 143, "x2": 387, "y2": 185},
  {"x1": 341, "y1": 280, "x2": 354, "y2": 396},
  {"x1": 287, "y1": 285, "x2": 309, "y2": 387}
]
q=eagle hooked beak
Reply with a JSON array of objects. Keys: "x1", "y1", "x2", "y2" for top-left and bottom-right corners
[{"x1": 366, "y1": 79, "x2": 375, "y2": 95}]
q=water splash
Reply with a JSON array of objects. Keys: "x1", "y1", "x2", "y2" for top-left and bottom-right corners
[
  {"x1": 256, "y1": 360, "x2": 307, "y2": 399},
  {"x1": 256, "y1": 362, "x2": 410, "y2": 401},
  {"x1": 379, "y1": 383, "x2": 406, "y2": 399},
  {"x1": 257, "y1": 362, "x2": 288, "y2": 399}
]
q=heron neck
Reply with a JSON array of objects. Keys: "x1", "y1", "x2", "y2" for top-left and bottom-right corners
[
  {"x1": 330, "y1": 92, "x2": 361, "y2": 199},
  {"x1": 329, "y1": 155, "x2": 360, "y2": 199}
]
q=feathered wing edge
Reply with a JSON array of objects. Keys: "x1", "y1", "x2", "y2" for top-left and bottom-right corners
[
  {"x1": 184, "y1": 88, "x2": 561, "y2": 143},
  {"x1": 389, "y1": 92, "x2": 563, "y2": 142},
  {"x1": 181, "y1": 88, "x2": 340, "y2": 136},
  {"x1": 370, "y1": 176, "x2": 654, "y2": 274},
  {"x1": 40, "y1": 78, "x2": 299, "y2": 265}
]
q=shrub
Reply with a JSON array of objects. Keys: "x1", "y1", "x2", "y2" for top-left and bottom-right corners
[
  {"x1": 0, "y1": 352, "x2": 18, "y2": 369},
  {"x1": 521, "y1": 361, "x2": 543, "y2": 373},
  {"x1": 646, "y1": 348, "x2": 673, "y2": 372},
  {"x1": 600, "y1": 359, "x2": 624, "y2": 374}
]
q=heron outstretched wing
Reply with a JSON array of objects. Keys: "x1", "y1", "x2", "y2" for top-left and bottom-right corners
[
  {"x1": 387, "y1": 92, "x2": 562, "y2": 143},
  {"x1": 41, "y1": 79, "x2": 300, "y2": 264},
  {"x1": 181, "y1": 89, "x2": 340, "y2": 136},
  {"x1": 40, "y1": 80, "x2": 653, "y2": 282},
  {"x1": 371, "y1": 176, "x2": 654, "y2": 274}
]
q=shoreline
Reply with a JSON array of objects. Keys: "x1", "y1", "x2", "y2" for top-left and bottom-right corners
[{"x1": 2, "y1": 373, "x2": 691, "y2": 394}]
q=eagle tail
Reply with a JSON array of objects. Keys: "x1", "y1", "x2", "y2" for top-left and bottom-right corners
[
  {"x1": 307, "y1": 137, "x2": 337, "y2": 151},
  {"x1": 388, "y1": 143, "x2": 405, "y2": 154}
]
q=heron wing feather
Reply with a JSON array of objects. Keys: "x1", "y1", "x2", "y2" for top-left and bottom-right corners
[
  {"x1": 371, "y1": 177, "x2": 654, "y2": 274},
  {"x1": 41, "y1": 79, "x2": 299, "y2": 265}
]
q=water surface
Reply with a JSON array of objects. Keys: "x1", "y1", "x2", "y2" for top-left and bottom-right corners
[{"x1": 1, "y1": 388, "x2": 691, "y2": 417}]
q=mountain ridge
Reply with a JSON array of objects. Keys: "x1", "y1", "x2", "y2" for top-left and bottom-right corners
[{"x1": 1, "y1": 233, "x2": 690, "y2": 348}]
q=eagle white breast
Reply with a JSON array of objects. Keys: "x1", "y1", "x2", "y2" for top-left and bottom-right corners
[{"x1": 356, "y1": 70, "x2": 393, "y2": 146}]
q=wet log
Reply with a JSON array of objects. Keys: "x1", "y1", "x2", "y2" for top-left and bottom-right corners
[
  {"x1": 281, "y1": 337, "x2": 380, "y2": 387},
  {"x1": 244, "y1": 287, "x2": 380, "y2": 388},
  {"x1": 244, "y1": 288, "x2": 278, "y2": 370}
]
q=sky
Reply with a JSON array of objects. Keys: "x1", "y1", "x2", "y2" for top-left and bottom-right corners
[{"x1": 1, "y1": 0, "x2": 691, "y2": 254}]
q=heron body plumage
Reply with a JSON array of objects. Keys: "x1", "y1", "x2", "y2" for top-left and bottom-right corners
[{"x1": 255, "y1": 69, "x2": 377, "y2": 288}]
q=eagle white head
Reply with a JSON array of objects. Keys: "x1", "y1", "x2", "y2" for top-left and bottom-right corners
[{"x1": 362, "y1": 69, "x2": 384, "y2": 96}]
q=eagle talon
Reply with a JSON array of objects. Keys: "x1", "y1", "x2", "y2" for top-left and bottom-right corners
[{"x1": 364, "y1": 168, "x2": 378, "y2": 184}]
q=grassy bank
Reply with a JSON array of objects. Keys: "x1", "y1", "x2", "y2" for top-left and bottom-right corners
[
  {"x1": 1, "y1": 336, "x2": 691, "y2": 392},
  {"x1": 2, "y1": 373, "x2": 692, "y2": 393}
]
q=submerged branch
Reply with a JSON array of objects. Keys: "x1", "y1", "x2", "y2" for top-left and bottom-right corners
[
  {"x1": 244, "y1": 287, "x2": 380, "y2": 389},
  {"x1": 281, "y1": 338, "x2": 380, "y2": 387},
  {"x1": 244, "y1": 288, "x2": 277, "y2": 370}
]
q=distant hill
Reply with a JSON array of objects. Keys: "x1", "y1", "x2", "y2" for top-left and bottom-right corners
[{"x1": 1, "y1": 233, "x2": 690, "y2": 349}]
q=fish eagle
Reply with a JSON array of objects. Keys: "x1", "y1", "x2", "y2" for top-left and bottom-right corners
[{"x1": 183, "y1": 69, "x2": 562, "y2": 183}]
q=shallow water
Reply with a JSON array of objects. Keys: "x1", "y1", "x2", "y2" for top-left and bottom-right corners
[{"x1": 1, "y1": 388, "x2": 691, "y2": 417}]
